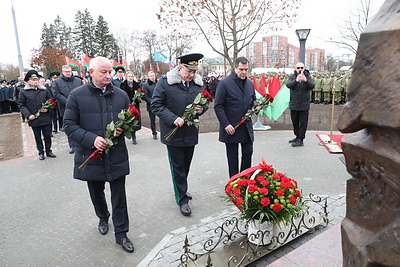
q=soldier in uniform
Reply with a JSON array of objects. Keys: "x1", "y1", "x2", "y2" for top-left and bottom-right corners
[
  {"x1": 322, "y1": 73, "x2": 333, "y2": 104},
  {"x1": 151, "y1": 53, "x2": 208, "y2": 216},
  {"x1": 313, "y1": 73, "x2": 323, "y2": 104},
  {"x1": 112, "y1": 66, "x2": 125, "y2": 88}
]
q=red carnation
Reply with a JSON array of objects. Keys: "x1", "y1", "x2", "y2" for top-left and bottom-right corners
[
  {"x1": 260, "y1": 180, "x2": 270, "y2": 186},
  {"x1": 272, "y1": 203, "x2": 282, "y2": 212},
  {"x1": 233, "y1": 188, "x2": 241, "y2": 197},
  {"x1": 256, "y1": 175, "x2": 265, "y2": 181},
  {"x1": 236, "y1": 197, "x2": 244, "y2": 206},
  {"x1": 260, "y1": 197, "x2": 271, "y2": 207},
  {"x1": 272, "y1": 174, "x2": 281, "y2": 181},
  {"x1": 226, "y1": 185, "x2": 233, "y2": 194},
  {"x1": 248, "y1": 185, "x2": 258, "y2": 193},
  {"x1": 259, "y1": 187, "x2": 268, "y2": 195},
  {"x1": 289, "y1": 196, "x2": 297, "y2": 205},
  {"x1": 275, "y1": 189, "x2": 285, "y2": 196},
  {"x1": 248, "y1": 180, "x2": 256, "y2": 185},
  {"x1": 295, "y1": 190, "x2": 301, "y2": 198}
]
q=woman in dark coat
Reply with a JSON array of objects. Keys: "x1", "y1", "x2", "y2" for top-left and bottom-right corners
[{"x1": 120, "y1": 71, "x2": 141, "y2": 144}]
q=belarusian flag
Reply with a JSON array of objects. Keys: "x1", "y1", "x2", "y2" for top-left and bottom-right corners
[
  {"x1": 150, "y1": 63, "x2": 154, "y2": 70},
  {"x1": 268, "y1": 76, "x2": 282, "y2": 98},
  {"x1": 64, "y1": 56, "x2": 84, "y2": 69},
  {"x1": 112, "y1": 60, "x2": 123, "y2": 68},
  {"x1": 82, "y1": 54, "x2": 91, "y2": 67},
  {"x1": 264, "y1": 77, "x2": 290, "y2": 120},
  {"x1": 123, "y1": 59, "x2": 130, "y2": 70}
]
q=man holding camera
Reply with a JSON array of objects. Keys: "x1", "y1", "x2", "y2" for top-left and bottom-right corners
[{"x1": 286, "y1": 62, "x2": 315, "y2": 147}]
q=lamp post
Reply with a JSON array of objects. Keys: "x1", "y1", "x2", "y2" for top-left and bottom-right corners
[{"x1": 295, "y1": 29, "x2": 311, "y2": 64}]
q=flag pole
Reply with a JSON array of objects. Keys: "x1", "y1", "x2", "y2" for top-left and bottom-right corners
[
  {"x1": 11, "y1": 4, "x2": 24, "y2": 77},
  {"x1": 329, "y1": 78, "x2": 339, "y2": 145}
]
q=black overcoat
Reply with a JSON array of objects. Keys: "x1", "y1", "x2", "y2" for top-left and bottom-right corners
[
  {"x1": 214, "y1": 70, "x2": 256, "y2": 143},
  {"x1": 18, "y1": 84, "x2": 52, "y2": 127},
  {"x1": 286, "y1": 69, "x2": 315, "y2": 111},
  {"x1": 63, "y1": 81, "x2": 131, "y2": 182}
]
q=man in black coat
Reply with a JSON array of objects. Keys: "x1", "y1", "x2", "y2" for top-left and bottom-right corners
[
  {"x1": 151, "y1": 53, "x2": 208, "y2": 217},
  {"x1": 214, "y1": 57, "x2": 256, "y2": 178},
  {"x1": 51, "y1": 65, "x2": 83, "y2": 153},
  {"x1": 18, "y1": 70, "x2": 56, "y2": 160},
  {"x1": 63, "y1": 57, "x2": 134, "y2": 253},
  {"x1": 142, "y1": 70, "x2": 158, "y2": 140},
  {"x1": 286, "y1": 62, "x2": 315, "y2": 147}
]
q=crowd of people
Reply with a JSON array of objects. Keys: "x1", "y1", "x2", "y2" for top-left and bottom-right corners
[{"x1": 0, "y1": 55, "x2": 352, "y2": 253}]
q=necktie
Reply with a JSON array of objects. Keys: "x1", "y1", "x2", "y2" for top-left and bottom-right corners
[{"x1": 185, "y1": 82, "x2": 189, "y2": 88}]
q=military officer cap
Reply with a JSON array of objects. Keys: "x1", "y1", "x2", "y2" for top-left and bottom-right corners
[
  {"x1": 24, "y1": 70, "x2": 40, "y2": 82},
  {"x1": 115, "y1": 66, "x2": 125, "y2": 73},
  {"x1": 0, "y1": 79, "x2": 6, "y2": 83},
  {"x1": 50, "y1": 72, "x2": 60, "y2": 79},
  {"x1": 178, "y1": 53, "x2": 204, "y2": 70}
]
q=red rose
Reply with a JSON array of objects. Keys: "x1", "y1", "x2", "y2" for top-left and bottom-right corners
[
  {"x1": 201, "y1": 88, "x2": 213, "y2": 102},
  {"x1": 260, "y1": 197, "x2": 271, "y2": 207},
  {"x1": 289, "y1": 196, "x2": 297, "y2": 205},
  {"x1": 233, "y1": 188, "x2": 241, "y2": 197},
  {"x1": 236, "y1": 197, "x2": 244, "y2": 206},
  {"x1": 259, "y1": 188, "x2": 268, "y2": 195},
  {"x1": 138, "y1": 88, "x2": 145, "y2": 92},
  {"x1": 128, "y1": 104, "x2": 141, "y2": 118},
  {"x1": 272, "y1": 203, "x2": 282, "y2": 212},
  {"x1": 275, "y1": 189, "x2": 284, "y2": 196},
  {"x1": 248, "y1": 185, "x2": 258, "y2": 193}
]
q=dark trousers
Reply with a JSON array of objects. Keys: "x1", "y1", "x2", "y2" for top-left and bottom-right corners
[
  {"x1": 87, "y1": 176, "x2": 129, "y2": 239},
  {"x1": 50, "y1": 108, "x2": 59, "y2": 132},
  {"x1": 290, "y1": 110, "x2": 309, "y2": 140},
  {"x1": 148, "y1": 110, "x2": 157, "y2": 135},
  {"x1": 167, "y1": 145, "x2": 195, "y2": 206},
  {"x1": 31, "y1": 124, "x2": 52, "y2": 155},
  {"x1": 225, "y1": 142, "x2": 253, "y2": 178}
]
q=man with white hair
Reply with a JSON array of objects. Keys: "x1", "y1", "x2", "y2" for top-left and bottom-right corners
[{"x1": 63, "y1": 57, "x2": 134, "y2": 253}]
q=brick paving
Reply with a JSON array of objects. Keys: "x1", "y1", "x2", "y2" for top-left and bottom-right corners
[{"x1": 0, "y1": 111, "x2": 349, "y2": 266}]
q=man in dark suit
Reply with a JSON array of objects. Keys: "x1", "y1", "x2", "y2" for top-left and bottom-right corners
[{"x1": 214, "y1": 57, "x2": 256, "y2": 178}]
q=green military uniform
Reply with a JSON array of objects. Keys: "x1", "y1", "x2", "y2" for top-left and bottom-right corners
[
  {"x1": 313, "y1": 74, "x2": 323, "y2": 104},
  {"x1": 322, "y1": 74, "x2": 333, "y2": 104}
]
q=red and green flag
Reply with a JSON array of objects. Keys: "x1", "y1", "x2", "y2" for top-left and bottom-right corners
[
  {"x1": 64, "y1": 56, "x2": 84, "y2": 69},
  {"x1": 112, "y1": 60, "x2": 123, "y2": 68},
  {"x1": 82, "y1": 54, "x2": 91, "y2": 68},
  {"x1": 122, "y1": 59, "x2": 130, "y2": 71}
]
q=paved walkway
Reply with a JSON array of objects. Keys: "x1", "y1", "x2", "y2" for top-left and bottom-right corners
[{"x1": 0, "y1": 123, "x2": 349, "y2": 266}]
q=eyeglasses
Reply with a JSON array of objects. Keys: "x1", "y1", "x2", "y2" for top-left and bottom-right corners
[{"x1": 296, "y1": 67, "x2": 304, "y2": 69}]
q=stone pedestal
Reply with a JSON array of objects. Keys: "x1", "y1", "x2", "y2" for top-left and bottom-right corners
[{"x1": 337, "y1": 1, "x2": 400, "y2": 266}]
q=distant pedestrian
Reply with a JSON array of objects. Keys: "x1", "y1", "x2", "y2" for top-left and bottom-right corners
[
  {"x1": 142, "y1": 71, "x2": 158, "y2": 140},
  {"x1": 151, "y1": 53, "x2": 208, "y2": 216},
  {"x1": 120, "y1": 71, "x2": 142, "y2": 144},
  {"x1": 286, "y1": 62, "x2": 315, "y2": 147},
  {"x1": 214, "y1": 57, "x2": 256, "y2": 178},
  {"x1": 51, "y1": 65, "x2": 83, "y2": 154},
  {"x1": 18, "y1": 70, "x2": 56, "y2": 160},
  {"x1": 63, "y1": 57, "x2": 134, "y2": 253}
]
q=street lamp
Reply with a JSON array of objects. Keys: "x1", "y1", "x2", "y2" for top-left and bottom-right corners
[{"x1": 295, "y1": 29, "x2": 311, "y2": 64}]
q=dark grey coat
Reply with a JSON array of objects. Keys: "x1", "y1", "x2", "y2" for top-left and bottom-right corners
[
  {"x1": 286, "y1": 69, "x2": 315, "y2": 111},
  {"x1": 63, "y1": 81, "x2": 131, "y2": 182},
  {"x1": 214, "y1": 70, "x2": 256, "y2": 143},
  {"x1": 51, "y1": 75, "x2": 83, "y2": 117},
  {"x1": 142, "y1": 79, "x2": 157, "y2": 112},
  {"x1": 151, "y1": 67, "x2": 207, "y2": 146}
]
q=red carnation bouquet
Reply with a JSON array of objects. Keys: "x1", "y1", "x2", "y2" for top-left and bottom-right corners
[
  {"x1": 78, "y1": 104, "x2": 140, "y2": 170},
  {"x1": 225, "y1": 159, "x2": 304, "y2": 224},
  {"x1": 164, "y1": 88, "x2": 213, "y2": 142},
  {"x1": 132, "y1": 88, "x2": 145, "y2": 103},
  {"x1": 234, "y1": 93, "x2": 274, "y2": 129},
  {"x1": 35, "y1": 97, "x2": 57, "y2": 117}
]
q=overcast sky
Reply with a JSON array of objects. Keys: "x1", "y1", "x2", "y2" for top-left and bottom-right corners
[{"x1": 0, "y1": 0, "x2": 384, "y2": 68}]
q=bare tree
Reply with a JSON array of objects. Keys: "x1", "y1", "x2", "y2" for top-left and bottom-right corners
[
  {"x1": 332, "y1": 0, "x2": 381, "y2": 55},
  {"x1": 141, "y1": 30, "x2": 163, "y2": 69},
  {"x1": 157, "y1": 0, "x2": 300, "y2": 67},
  {"x1": 159, "y1": 31, "x2": 193, "y2": 61}
]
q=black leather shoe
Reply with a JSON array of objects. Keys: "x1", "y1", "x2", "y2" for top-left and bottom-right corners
[
  {"x1": 69, "y1": 147, "x2": 75, "y2": 154},
  {"x1": 46, "y1": 152, "x2": 56, "y2": 158},
  {"x1": 98, "y1": 220, "x2": 108, "y2": 235},
  {"x1": 180, "y1": 203, "x2": 191, "y2": 216},
  {"x1": 186, "y1": 192, "x2": 192, "y2": 200},
  {"x1": 153, "y1": 134, "x2": 158, "y2": 140},
  {"x1": 291, "y1": 139, "x2": 304, "y2": 147},
  {"x1": 116, "y1": 237, "x2": 134, "y2": 253},
  {"x1": 38, "y1": 154, "x2": 45, "y2": 160},
  {"x1": 288, "y1": 138, "x2": 298, "y2": 143}
]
